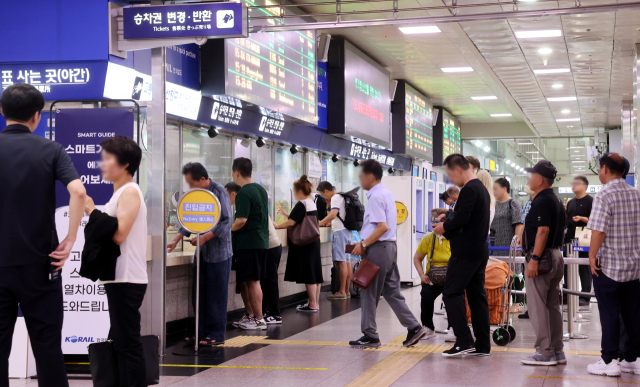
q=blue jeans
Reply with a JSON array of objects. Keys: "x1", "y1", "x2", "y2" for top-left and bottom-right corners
[{"x1": 192, "y1": 256, "x2": 232, "y2": 342}]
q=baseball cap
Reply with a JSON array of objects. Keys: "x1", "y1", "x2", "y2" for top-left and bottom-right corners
[{"x1": 524, "y1": 160, "x2": 557, "y2": 180}]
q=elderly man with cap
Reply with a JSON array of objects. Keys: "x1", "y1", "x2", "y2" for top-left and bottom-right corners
[{"x1": 520, "y1": 160, "x2": 567, "y2": 367}]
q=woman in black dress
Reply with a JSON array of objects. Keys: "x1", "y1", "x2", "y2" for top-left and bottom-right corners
[{"x1": 274, "y1": 175, "x2": 323, "y2": 312}]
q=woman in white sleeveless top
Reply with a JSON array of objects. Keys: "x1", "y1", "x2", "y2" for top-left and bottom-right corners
[{"x1": 84, "y1": 136, "x2": 147, "y2": 387}]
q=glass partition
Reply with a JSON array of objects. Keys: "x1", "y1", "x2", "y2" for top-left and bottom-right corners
[
  {"x1": 322, "y1": 156, "x2": 342, "y2": 191},
  {"x1": 341, "y1": 161, "x2": 365, "y2": 206},
  {"x1": 274, "y1": 146, "x2": 304, "y2": 224},
  {"x1": 183, "y1": 127, "x2": 233, "y2": 185}
]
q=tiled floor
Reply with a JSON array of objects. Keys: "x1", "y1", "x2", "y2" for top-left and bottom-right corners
[{"x1": 13, "y1": 286, "x2": 638, "y2": 386}]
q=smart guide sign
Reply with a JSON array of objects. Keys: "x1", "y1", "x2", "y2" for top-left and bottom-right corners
[{"x1": 123, "y1": 2, "x2": 247, "y2": 40}]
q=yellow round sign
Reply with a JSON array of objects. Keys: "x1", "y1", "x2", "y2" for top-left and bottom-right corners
[
  {"x1": 177, "y1": 188, "x2": 221, "y2": 234},
  {"x1": 396, "y1": 201, "x2": 408, "y2": 225}
]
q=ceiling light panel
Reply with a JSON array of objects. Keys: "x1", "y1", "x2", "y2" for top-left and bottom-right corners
[
  {"x1": 441, "y1": 67, "x2": 474, "y2": 73},
  {"x1": 533, "y1": 68, "x2": 571, "y2": 74},
  {"x1": 515, "y1": 30, "x2": 562, "y2": 39},
  {"x1": 399, "y1": 26, "x2": 441, "y2": 34}
]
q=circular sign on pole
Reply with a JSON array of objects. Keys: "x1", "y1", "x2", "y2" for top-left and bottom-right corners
[
  {"x1": 177, "y1": 188, "x2": 221, "y2": 234},
  {"x1": 396, "y1": 201, "x2": 408, "y2": 225}
]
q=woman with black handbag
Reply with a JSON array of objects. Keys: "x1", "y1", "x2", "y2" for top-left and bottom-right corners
[
  {"x1": 413, "y1": 231, "x2": 451, "y2": 340},
  {"x1": 275, "y1": 175, "x2": 323, "y2": 312}
]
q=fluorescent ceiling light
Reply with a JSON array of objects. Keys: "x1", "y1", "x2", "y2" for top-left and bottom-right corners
[
  {"x1": 515, "y1": 30, "x2": 562, "y2": 39},
  {"x1": 472, "y1": 96, "x2": 497, "y2": 100},
  {"x1": 491, "y1": 113, "x2": 512, "y2": 117},
  {"x1": 538, "y1": 48, "x2": 553, "y2": 55},
  {"x1": 561, "y1": 109, "x2": 571, "y2": 114},
  {"x1": 505, "y1": 159, "x2": 511, "y2": 164},
  {"x1": 570, "y1": 155, "x2": 583, "y2": 157},
  {"x1": 573, "y1": 150, "x2": 580, "y2": 153},
  {"x1": 548, "y1": 96, "x2": 577, "y2": 102},
  {"x1": 557, "y1": 118, "x2": 580, "y2": 122},
  {"x1": 518, "y1": 142, "x2": 534, "y2": 145},
  {"x1": 532, "y1": 157, "x2": 544, "y2": 160},
  {"x1": 475, "y1": 140, "x2": 483, "y2": 147},
  {"x1": 552, "y1": 84, "x2": 563, "y2": 89},
  {"x1": 566, "y1": 146, "x2": 584, "y2": 149},
  {"x1": 526, "y1": 151, "x2": 539, "y2": 154},
  {"x1": 441, "y1": 67, "x2": 474, "y2": 73},
  {"x1": 399, "y1": 26, "x2": 441, "y2": 34},
  {"x1": 484, "y1": 146, "x2": 491, "y2": 152},
  {"x1": 534, "y1": 68, "x2": 571, "y2": 75},
  {"x1": 572, "y1": 161, "x2": 585, "y2": 163}
]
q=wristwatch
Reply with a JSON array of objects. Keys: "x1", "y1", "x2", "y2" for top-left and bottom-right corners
[
  {"x1": 361, "y1": 240, "x2": 367, "y2": 250},
  {"x1": 531, "y1": 254, "x2": 540, "y2": 261}
]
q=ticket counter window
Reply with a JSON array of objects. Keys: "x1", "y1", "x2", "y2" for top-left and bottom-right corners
[
  {"x1": 323, "y1": 156, "x2": 342, "y2": 192},
  {"x1": 274, "y1": 147, "x2": 304, "y2": 224},
  {"x1": 183, "y1": 127, "x2": 233, "y2": 184},
  {"x1": 341, "y1": 161, "x2": 366, "y2": 207},
  {"x1": 235, "y1": 139, "x2": 274, "y2": 217},
  {"x1": 165, "y1": 122, "x2": 181, "y2": 232}
]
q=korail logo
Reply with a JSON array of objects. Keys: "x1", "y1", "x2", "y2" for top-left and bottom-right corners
[
  {"x1": 216, "y1": 10, "x2": 234, "y2": 29},
  {"x1": 65, "y1": 336, "x2": 95, "y2": 343}
]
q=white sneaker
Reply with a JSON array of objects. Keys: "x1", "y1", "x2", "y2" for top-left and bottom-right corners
[
  {"x1": 240, "y1": 317, "x2": 267, "y2": 330},
  {"x1": 445, "y1": 329, "x2": 456, "y2": 342},
  {"x1": 621, "y1": 359, "x2": 640, "y2": 374},
  {"x1": 588, "y1": 358, "x2": 621, "y2": 377},
  {"x1": 420, "y1": 327, "x2": 436, "y2": 340},
  {"x1": 232, "y1": 314, "x2": 251, "y2": 328}
]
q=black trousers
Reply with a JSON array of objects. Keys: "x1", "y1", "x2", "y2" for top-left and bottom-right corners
[
  {"x1": 442, "y1": 256, "x2": 491, "y2": 352},
  {"x1": 0, "y1": 263, "x2": 68, "y2": 387},
  {"x1": 261, "y1": 245, "x2": 282, "y2": 316},
  {"x1": 420, "y1": 283, "x2": 444, "y2": 331},
  {"x1": 105, "y1": 283, "x2": 147, "y2": 387},
  {"x1": 192, "y1": 257, "x2": 231, "y2": 342},
  {"x1": 592, "y1": 273, "x2": 640, "y2": 363}
]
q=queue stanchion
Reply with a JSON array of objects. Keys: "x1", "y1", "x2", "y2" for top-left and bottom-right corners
[
  {"x1": 172, "y1": 189, "x2": 221, "y2": 356},
  {"x1": 564, "y1": 239, "x2": 588, "y2": 340},
  {"x1": 572, "y1": 242, "x2": 591, "y2": 324}
]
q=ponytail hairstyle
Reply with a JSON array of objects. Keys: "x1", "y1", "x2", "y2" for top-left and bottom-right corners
[{"x1": 293, "y1": 175, "x2": 313, "y2": 196}]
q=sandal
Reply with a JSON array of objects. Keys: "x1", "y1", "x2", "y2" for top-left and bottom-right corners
[
  {"x1": 183, "y1": 336, "x2": 196, "y2": 345},
  {"x1": 199, "y1": 337, "x2": 225, "y2": 347}
]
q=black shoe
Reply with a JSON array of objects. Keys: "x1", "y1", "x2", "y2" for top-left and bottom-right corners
[
  {"x1": 442, "y1": 344, "x2": 475, "y2": 357},
  {"x1": 518, "y1": 310, "x2": 529, "y2": 319},
  {"x1": 468, "y1": 349, "x2": 491, "y2": 357},
  {"x1": 349, "y1": 335, "x2": 381, "y2": 349},
  {"x1": 403, "y1": 326, "x2": 427, "y2": 347},
  {"x1": 264, "y1": 314, "x2": 282, "y2": 325}
]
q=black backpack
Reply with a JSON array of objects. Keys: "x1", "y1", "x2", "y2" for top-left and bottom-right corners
[{"x1": 337, "y1": 187, "x2": 365, "y2": 231}]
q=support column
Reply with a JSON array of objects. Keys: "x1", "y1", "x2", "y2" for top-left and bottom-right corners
[
  {"x1": 633, "y1": 45, "x2": 640, "y2": 188},
  {"x1": 141, "y1": 46, "x2": 167, "y2": 353}
]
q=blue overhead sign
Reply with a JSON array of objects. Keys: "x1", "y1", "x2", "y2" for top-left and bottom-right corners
[
  {"x1": 123, "y1": 3, "x2": 247, "y2": 40},
  {"x1": 0, "y1": 62, "x2": 108, "y2": 101}
]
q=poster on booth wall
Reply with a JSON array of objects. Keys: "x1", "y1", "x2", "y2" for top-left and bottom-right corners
[{"x1": 54, "y1": 108, "x2": 134, "y2": 354}]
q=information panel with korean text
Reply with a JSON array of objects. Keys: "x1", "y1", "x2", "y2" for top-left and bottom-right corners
[
  {"x1": 404, "y1": 84, "x2": 433, "y2": 161},
  {"x1": 442, "y1": 111, "x2": 462, "y2": 159}
]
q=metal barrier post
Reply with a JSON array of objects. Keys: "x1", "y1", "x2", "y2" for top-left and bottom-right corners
[{"x1": 565, "y1": 239, "x2": 588, "y2": 339}]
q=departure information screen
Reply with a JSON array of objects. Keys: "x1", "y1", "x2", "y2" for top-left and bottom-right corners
[
  {"x1": 443, "y1": 111, "x2": 462, "y2": 159},
  {"x1": 343, "y1": 41, "x2": 391, "y2": 148},
  {"x1": 404, "y1": 84, "x2": 433, "y2": 162},
  {"x1": 225, "y1": 30, "x2": 317, "y2": 124}
]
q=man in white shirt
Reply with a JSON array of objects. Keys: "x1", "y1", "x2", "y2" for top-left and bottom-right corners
[{"x1": 318, "y1": 181, "x2": 352, "y2": 300}]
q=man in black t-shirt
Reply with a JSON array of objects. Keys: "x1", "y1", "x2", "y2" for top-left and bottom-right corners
[
  {"x1": 521, "y1": 161, "x2": 567, "y2": 367},
  {"x1": 433, "y1": 154, "x2": 491, "y2": 357},
  {"x1": 565, "y1": 176, "x2": 593, "y2": 305}
]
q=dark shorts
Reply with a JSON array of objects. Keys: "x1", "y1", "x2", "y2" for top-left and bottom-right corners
[{"x1": 233, "y1": 248, "x2": 268, "y2": 283}]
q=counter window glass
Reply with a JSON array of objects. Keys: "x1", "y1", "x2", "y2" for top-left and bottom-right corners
[
  {"x1": 341, "y1": 161, "x2": 366, "y2": 207},
  {"x1": 306, "y1": 151, "x2": 323, "y2": 193},
  {"x1": 323, "y1": 156, "x2": 342, "y2": 192},
  {"x1": 235, "y1": 139, "x2": 274, "y2": 217},
  {"x1": 274, "y1": 146, "x2": 304, "y2": 224},
  {"x1": 166, "y1": 122, "x2": 182, "y2": 233},
  {"x1": 183, "y1": 127, "x2": 233, "y2": 185}
]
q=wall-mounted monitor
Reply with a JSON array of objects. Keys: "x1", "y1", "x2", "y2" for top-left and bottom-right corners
[
  {"x1": 392, "y1": 81, "x2": 434, "y2": 162},
  {"x1": 327, "y1": 39, "x2": 391, "y2": 148},
  {"x1": 201, "y1": 29, "x2": 317, "y2": 125},
  {"x1": 433, "y1": 108, "x2": 462, "y2": 166}
]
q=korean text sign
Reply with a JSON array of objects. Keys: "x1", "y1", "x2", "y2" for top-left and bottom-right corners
[
  {"x1": 177, "y1": 189, "x2": 221, "y2": 234},
  {"x1": 123, "y1": 3, "x2": 247, "y2": 40},
  {"x1": 53, "y1": 108, "x2": 134, "y2": 354}
]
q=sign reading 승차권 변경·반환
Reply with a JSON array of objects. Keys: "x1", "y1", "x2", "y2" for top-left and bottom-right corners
[
  {"x1": 123, "y1": 2, "x2": 247, "y2": 40},
  {"x1": 177, "y1": 189, "x2": 221, "y2": 234}
]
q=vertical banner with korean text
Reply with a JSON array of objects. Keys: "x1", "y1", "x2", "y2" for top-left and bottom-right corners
[{"x1": 54, "y1": 108, "x2": 134, "y2": 354}]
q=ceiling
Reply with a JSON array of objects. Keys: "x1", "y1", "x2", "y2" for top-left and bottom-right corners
[{"x1": 280, "y1": 0, "x2": 640, "y2": 138}]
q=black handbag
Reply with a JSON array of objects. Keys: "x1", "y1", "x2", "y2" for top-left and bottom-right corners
[{"x1": 88, "y1": 335, "x2": 159, "y2": 386}]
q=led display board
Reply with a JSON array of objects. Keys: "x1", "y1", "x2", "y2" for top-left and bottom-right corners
[
  {"x1": 201, "y1": 29, "x2": 317, "y2": 125},
  {"x1": 327, "y1": 39, "x2": 391, "y2": 148},
  {"x1": 123, "y1": 2, "x2": 247, "y2": 40},
  {"x1": 432, "y1": 108, "x2": 462, "y2": 166},
  {"x1": 392, "y1": 81, "x2": 433, "y2": 162}
]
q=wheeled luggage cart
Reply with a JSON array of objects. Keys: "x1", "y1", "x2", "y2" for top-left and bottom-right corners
[{"x1": 492, "y1": 235, "x2": 519, "y2": 346}]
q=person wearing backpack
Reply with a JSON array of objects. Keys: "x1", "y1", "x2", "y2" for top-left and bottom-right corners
[{"x1": 318, "y1": 182, "x2": 364, "y2": 300}]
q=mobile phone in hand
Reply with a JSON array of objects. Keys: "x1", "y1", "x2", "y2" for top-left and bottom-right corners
[{"x1": 49, "y1": 231, "x2": 61, "y2": 281}]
